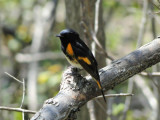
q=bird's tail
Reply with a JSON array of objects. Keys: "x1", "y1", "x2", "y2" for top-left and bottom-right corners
[{"x1": 96, "y1": 80, "x2": 106, "y2": 103}]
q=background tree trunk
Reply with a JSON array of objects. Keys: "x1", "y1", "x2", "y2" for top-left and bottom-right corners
[
  {"x1": 65, "y1": 1, "x2": 90, "y2": 120},
  {"x1": 65, "y1": 0, "x2": 107, "y2": 120},
  {"x1": 65, "y1": 1, "x2": 89, "y2": 120},
  {"x1": 27, "y1": 0, "x2": 58, "y2": 110}
]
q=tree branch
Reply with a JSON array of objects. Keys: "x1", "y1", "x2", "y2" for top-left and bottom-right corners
[
  {"x1": 96, "y1": 93, "x2": 134, "y2": 99},
  {"x1": 31, "y1": 38, "x2": 160, "y2": 120},
  {"x1": 15, "y1": 52, "x2": 64, "y2": 63},
  {"x1": 140, "y1": 72, "x2": 160, "y2": 77},
  {"x1": 0, "y1": 106, "x2": 36, "y2": 114}
]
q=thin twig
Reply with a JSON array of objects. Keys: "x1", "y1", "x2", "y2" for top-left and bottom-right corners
[
  {"x1": 5, "y1": 72, "x2": 26, "y2": 112},
  {"x1": 137, "y1": 0, "x2": 149, "y2": 48},
  {"x1": 94, "y1": 0, "x2": 100, "y2": 34},
  {"x1": 0, "y1": 106, "x2": 36, "y2": 114},
  {"x1": 140, "y1": 72, "x2": 160, "y2": 77},
  {"x1": 96, "y1": 93, "x2": 134, "y2": 99},
  {"x1": 80, "y1": 21, "x2": 114, "y2": 61},
  {"x1": 5, "y1": 72, "x2": 23, "y2": 84},
  {"x1": 20, "y1": 78, "x2": 25, "y2": 108},
  {"x1": 91, "y1": 32, "x2": 114, "y2": 61},
  {"x1": 93, "y1": 28, "x2": 114, "y2": 60}
]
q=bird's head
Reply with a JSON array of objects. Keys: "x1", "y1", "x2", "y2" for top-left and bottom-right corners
[{"x1": 56, "y1": 29, "x2": 79, "y2": 40}]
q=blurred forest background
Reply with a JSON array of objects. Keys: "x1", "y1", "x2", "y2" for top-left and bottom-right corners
[{"x1": 0, "y1": 0, "x2": 160, "y2": 120}]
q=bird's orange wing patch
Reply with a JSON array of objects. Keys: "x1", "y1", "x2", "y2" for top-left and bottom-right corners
[
  {"x1": 78, "y1": 57, "x2": 91, "y2": 65},
  {"x1": 66, "y1": 43, "x2": 74, "y2": 56}
]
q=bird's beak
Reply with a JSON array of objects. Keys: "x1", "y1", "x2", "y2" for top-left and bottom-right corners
[{"x1": 56, "y1": 34, "x2": 61, "y2": 37}]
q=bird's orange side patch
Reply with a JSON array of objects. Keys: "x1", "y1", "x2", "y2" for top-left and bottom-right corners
[
  {"x1": 66, "y1": 43, "x2": 74, "y2": 56},
  {"x1": 96, "y1": 80, "x2": 102, "y2": 89},
  {"x1": 78, "y1": 57, "x2": 91, "y2": 65}
]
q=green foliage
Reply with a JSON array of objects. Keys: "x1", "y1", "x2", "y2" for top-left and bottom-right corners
[
  {"x1": 103, "y1": 0, "x2": 121, "y2": 9},
  {"x1": 8, "y1": 39, "x2": 21, "y2": 52},
  {"x1": 13, "y1": 112, "x2": 22, "y2": 120},
  {"x1": 37, "y1": 63, "x2": 63, "y2": 101},
  {"x1": 125, "y1": 111, "x2": 147, "y2": 120},
  {"x1": 106, "y1": 28, "x2": 121, "y2": 51},
  {"x1": 112, "y1": 103, "x2": 124, "y2": 116}
]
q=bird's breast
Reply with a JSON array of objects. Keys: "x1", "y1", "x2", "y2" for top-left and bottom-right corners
[{"x1": 63, "y1": 42, "x2": 82, "y2": 69}]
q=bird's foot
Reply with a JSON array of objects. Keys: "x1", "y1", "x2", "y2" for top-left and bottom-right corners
[{"x1": 68, "y1": 66, "x2": 82, "y2": 76}]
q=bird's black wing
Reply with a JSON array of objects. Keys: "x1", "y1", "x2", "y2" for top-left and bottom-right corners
[
  {"x1": 72, "y1": 39, "x2": 106, "y2": 103},
  {"x1": 72, "y1": 39, "x2": 99, "y2": 80}
]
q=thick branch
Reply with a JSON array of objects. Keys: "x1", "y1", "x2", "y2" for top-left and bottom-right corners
[{"x1": 31, "y1": 38, "x2": 160, "y2": 120}]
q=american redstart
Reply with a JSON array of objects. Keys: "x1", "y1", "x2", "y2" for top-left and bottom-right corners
[{"x1": 56, "y1": 29, "x2": 106, "y2": 102}]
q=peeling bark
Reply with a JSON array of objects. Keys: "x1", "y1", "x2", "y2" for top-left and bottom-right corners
[{"x1": 31, "y1": 38, "x2": 160, "y2": 120}]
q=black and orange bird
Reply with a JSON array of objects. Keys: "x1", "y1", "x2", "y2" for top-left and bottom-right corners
[{"x1": 56, "y1": 29, "x2": 106, "y2": 102}]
